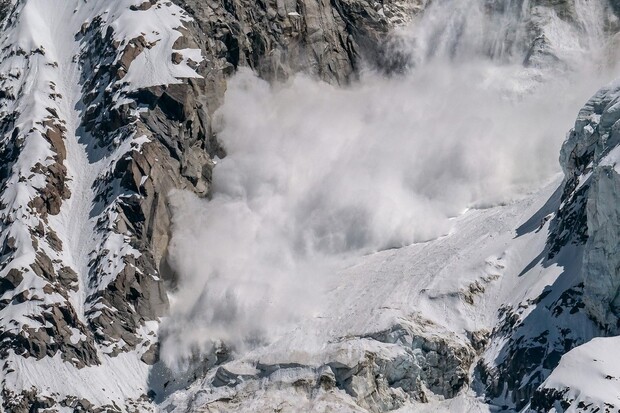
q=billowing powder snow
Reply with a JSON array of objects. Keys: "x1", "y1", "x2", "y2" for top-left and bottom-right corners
[{"x1": 161, "y1": 0, "x2": 618, "y2": 369}]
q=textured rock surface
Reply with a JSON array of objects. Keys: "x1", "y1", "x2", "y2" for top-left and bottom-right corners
[
  {"x1": 160, "y1": 316, "x2": 477, "y2": 412},
  {"x1": 173, "y1": 0, "x2": 425, "y2": 85},
  {"x1": 477, "y1": 81, "x2": 620, "y2": 410},
  {"x1": 560, "y1": 81, "x2": 620, "y2": 327}
]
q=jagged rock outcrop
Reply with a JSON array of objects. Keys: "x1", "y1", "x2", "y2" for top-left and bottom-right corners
[
  {"x1": 173, "y1": 0, "x2": 425, "y2": 85},
  {"x1": 160, "y1": 317, "x2": 476, "y2": 412},
  {"x1": 477, "y1": 80, "x2": 620, "y2": 410},
  {"x1": 559, "y1": 81, "x2": 620, "y2": 328}
]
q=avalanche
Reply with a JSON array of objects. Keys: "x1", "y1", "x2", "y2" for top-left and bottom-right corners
[{"x1": 1, "y1": 0, "x2": 620, "y2": 411}]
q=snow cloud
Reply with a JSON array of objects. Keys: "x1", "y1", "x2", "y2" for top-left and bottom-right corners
[{"x1": 159, "y1": 0, "x2": 617, "y2": 370}]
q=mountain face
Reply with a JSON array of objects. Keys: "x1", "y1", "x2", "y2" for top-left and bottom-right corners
[{"x1": 0, "y1": 0, "x2": 619, "y2": 412}]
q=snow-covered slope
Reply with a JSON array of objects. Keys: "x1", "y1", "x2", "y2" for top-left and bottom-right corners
[
  {"x1": 533, "y1": 336, "x2": 620, "y2": 412},
  {"x1": 156, "y1": 0, "x2": 620, "y2": 411},
  {"x1": 0, "y1": 0, "x2": 204, "y2": 410},
  {"x1": 525, "y1": 78, "x2": 620, "y2": 413}
]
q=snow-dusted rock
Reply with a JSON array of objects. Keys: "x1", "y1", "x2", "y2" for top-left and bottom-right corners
[
  {"x1": 478, "y1": 80, "x2": 620, "y2": 410},
  {"x1": 0, "y1": 0, "x2": 209, "y2": 409},
  {"x1": 161, "y1": 316, "x2": 477, "y2": 412},
  {"x1": 558, "y1": 81, "x2": 620, "y2": 328}
]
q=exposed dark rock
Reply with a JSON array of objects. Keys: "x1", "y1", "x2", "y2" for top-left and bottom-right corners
[
  {"x1": 0, "y1": 302, "x2": 99, "y2": 368},
  {"x1": 26, "y1": 118, "x2": 70, "y2": 218},
  {"x1": 130, "y1": 1, "x2": 154, "y2": 11},
  {"x1": 172, "y1": 0, "x2": 421, "y2": 85},
  {"x1": 171, "y1": 51, "x2": 183, "y2": 64},
  {"x1": 141, "y1": 342, "x2": 160, "y2": 365},
  {"x1": 58, "y1": 266, "x2": 78, "y2": 291},
  {"x1": 0, "y1": 268, "x2": 23, "y2": 294},
  {"x1": 117, "y1": 35, "x2": 150, "y2": 79},
  {"x1": 45, "y1": 228, "x2": 62, "y2": 252},
  {"x1": 530, "y1": 387, "x2": 571, "y2": 412},
  {"x1": 29, "y1": 251, "x2": 55, "y2": 281}
]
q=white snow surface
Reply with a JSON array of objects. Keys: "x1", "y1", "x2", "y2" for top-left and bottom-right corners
[{"x1": 539, "y1": 336, "x2": 620, "y2": 411}]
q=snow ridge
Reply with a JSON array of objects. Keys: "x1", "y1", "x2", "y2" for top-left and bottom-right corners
[{"x1": 0, "y1": 0, "x2": 202, "y2": 409}]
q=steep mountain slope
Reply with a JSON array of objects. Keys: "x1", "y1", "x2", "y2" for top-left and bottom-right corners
[
  {"x1": 0, "y1": 1, "x2": 208, "y2": 410},
  {"x1": 157, "y1": 0, "x2": 620, "y2": 411},
  {"x1": 527, "y1": 79, "x2": 620, "y2": 413},
  {"x1": 0, "y1": 0, "x2": 619, "y2": 412}
]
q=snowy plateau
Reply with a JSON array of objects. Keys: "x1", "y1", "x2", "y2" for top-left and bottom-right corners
[{"x1": 1, "y1": 0, "x2": 620, "y2": 412}]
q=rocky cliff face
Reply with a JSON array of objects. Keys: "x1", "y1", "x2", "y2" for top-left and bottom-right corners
[
  {"x1": 174, "y1": 0, "x2": 425, "y2": 84},
  {"x1": 504, "y1": 81, "x2": 620, "y2": 413},
  {"x1": 476, "y1": 68, "x2": 620, "y2": 413},
  {"x1": 560, "y1": 81, "x2": 620, "y2": 328},
  {"x1": 0, "y1": 0, "x2": 619, "y2": 411}
]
